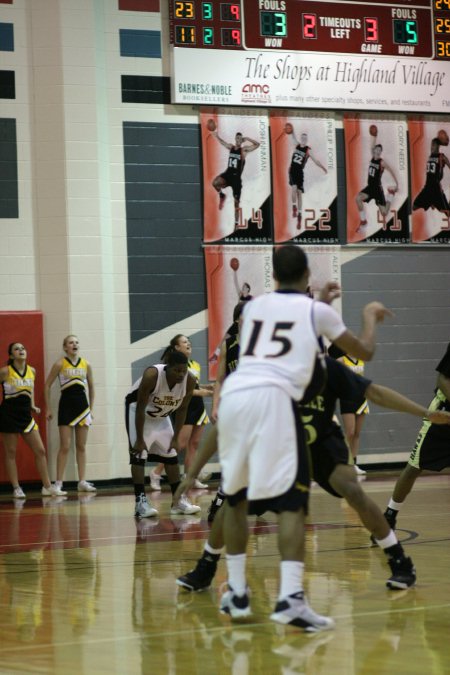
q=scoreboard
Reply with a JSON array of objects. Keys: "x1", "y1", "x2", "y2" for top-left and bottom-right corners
[{"x1": 169, "y1": 0, "x2": 450, "y2": 110}]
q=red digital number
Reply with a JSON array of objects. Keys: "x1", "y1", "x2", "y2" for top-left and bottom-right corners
[
  {"x1": 302, "y1": 14, "x2": 317, "y2": 39},
  {"x1": 364, "y1": 17, "x2": 378, "y2": 42},
  {"x1": 232, "y1": 28, "x2": 241, "y2": 45},
  {"x1": 231, "y1": 4, "x2": 240, "y2": 20}
]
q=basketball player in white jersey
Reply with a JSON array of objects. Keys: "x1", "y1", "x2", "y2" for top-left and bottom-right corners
[
  {"x1": 218, "y1": 245, "x2": 391, "y2": 631},
  {"x1": 126, "y1": 351, "x2": 200, "y2": 518}
]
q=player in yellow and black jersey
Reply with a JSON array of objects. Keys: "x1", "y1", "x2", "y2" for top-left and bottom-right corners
[
  {"x1": 44, "y1": 335, "x2": 96, "y2": 493},
  {"x1": 382, "y1": 341, "x2": 450, "y2": 530},
  {"x1": 0, "y1": 342, "x2": 66, "y2": 499}
]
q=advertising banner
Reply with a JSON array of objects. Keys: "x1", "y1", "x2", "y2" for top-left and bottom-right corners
[
  {"x1": 173, "y1": 49, "x2": 450, "y2": 113},
  {"x1": 344, "y1": 116, "x2": 410, "y2": 244},
  {"x1": 205, "y1": 245, "x2": 341, "y2": 378},
  {"x1": 200, "y1": 108, "x2": 272, "y2": 243},
  {"x1": 409, "y1": 119, "x2": 450, "y2": 243},
  {"x1": 270, "y1": 111, "x2": 338, "y2": 243}
]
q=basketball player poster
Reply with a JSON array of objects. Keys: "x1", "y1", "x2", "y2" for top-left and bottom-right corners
[
  {"x1": 200, "y1": 108, "x2": 272, "y2": 243},
  {"x1": 270, "y1": 112, "x2": 338, "y2": 244},
  {"x1": 204, "y1": 245, "x2": 341, "y2": 379},
  {"x1": 408, "y1": 119, "x2": 450, "y2": 243},
  {"x1": 344, "y1": 117, "x2": 409, "y2": 244}
]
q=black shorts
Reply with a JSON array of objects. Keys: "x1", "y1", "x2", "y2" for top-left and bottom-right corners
[
  {"x1": 360, "y1": 185, "x2": 386, "y2": 207},
  {"x1": 289, "y1": 167, "x2": 305, "y2": 191},
  {"x1": 219, "y1": 170, "x2": 242, "y2": 200},
  {"x1": 409, "y1": 419, "x2": 450, "y2": 471},
  {"x1": 310, "y1": 424, "x2": 352, "y2": 498},
  {"x1": 413, "y1": 184, "x2": 450, "y2": 213},
  {"x1": 340, "y1": 397, "x2": 369, "y2": 415}
]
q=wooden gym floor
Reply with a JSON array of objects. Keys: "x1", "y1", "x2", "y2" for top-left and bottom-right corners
[{"x1": 1, "y1": 473, "x2": 450, "y2": 674}]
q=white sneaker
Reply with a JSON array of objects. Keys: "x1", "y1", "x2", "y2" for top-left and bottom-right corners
[
  {"x1": 354, "y1": 465, "x2": 367, "y2": 476},
  {"x1": 220, "y1": 585, "x2": 252, "y2": 619},
  {"x1": 270, "y1": 592, "x2": 335, "y2": 633},
  {"x1": 134, "y1": 495, "x2": 159, "y2": 519},
  {"x1": 198, "y1": 470, "x2": 212, "y2": 482},
  {"x1": 42, "y1": 485, "x2": 68, "y2": 497},
  {"x1": 170, "y1": 495, "x2": 201, "y2": 515},
  {"x1": 78, "y1": 480, "x2": 97, "y2": 492},
  {"x1": 193, "y1": 478, "x2": 208, "y2": 489},
  {"x1": 13, "y1": 486, "x2": 26, "y2": 499},
  {"x1": 149, "y1": 470, "x2": 162, "y2": 491}
]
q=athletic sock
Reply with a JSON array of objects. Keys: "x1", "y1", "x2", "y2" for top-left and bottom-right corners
[
  {"x1": 134, "y1": 484, "x2": 145, "y2": 500},
  {"x1": 226, "y1": 553, "x2": 247, "y2": 596},
  {"x1": 387, "y1": 498, "x2": 403, "y2": 512},
  {"x1": 204, "y1": 542, "x2": 224, "y2": 556},
  {"x1": 279, "y1": 561, "x2": 304, "y2": 599},
  {"x1": 359, "y1": 210, "x2": 365, "y2": 220},
  {"x1": 376, "y1": 531, "x2": 406, "y2": 562}
]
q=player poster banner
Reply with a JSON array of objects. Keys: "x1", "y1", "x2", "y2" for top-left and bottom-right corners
[
  {"x1": 205, "y1": 245, "x2": 341, "y2": 379},
  {"x1": 344, "y1": 116, "x2": 409, "y2": 244},
  {"x1": 200, "y1": 108, "x2": 272, "y2": 243},
  {"x1": 408, "y1": 119, "x2": 450, "y2": 243},
  {"x1": 270, "y1": 112, "x2": 338, "y2": 244}
]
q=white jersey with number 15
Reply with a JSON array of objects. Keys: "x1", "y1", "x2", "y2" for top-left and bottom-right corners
[{"x1": 222, "y1": 291, "x2": 346, "y2": 401}]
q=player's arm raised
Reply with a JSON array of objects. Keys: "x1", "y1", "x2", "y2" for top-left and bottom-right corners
[
  {"x1": 213, "y1": 130, "x2": 232, "y2": 150},
  {"x1": 333, "y1": 302, "x2": 393, "y2": 362},
  {"x1": 242, "y1": 137, "x2": 260, "y2": 153},
  {"x1": 171, "y1": 373, "x2": 196, "y2": 450},
  {"x1": 365, "y1": 382, "x2": 450, "y2": 425},
  {"x1": 133, "y1": 367, "x2": 158, "y2": 454}
]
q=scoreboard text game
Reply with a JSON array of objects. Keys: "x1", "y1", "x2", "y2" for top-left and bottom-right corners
[{"x1": 169, "y1": 0, "x2": 450, "y2": 110}]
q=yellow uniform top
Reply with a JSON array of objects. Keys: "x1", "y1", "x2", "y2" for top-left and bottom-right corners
[
  {"x1": 188, "y1": 359, "x2": 201, "y2": 384},
  {"x1": 2, "y1": 364, "x2": 35, "y2": 400},
  {"x1": 341, "y1": 355, "x2": 365, "y2": 376},
  {"x1": 58, "y1": 357, "x2": 88, "y2": 392}
]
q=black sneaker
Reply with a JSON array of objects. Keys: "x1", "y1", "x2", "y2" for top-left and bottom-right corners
[
  {"x1": 386, "y1": 556, "x2": 416, "y2": 590},
  {"x1": 207, "y1": 492, "x2": 225, "y2": 523},
  {"x1": 176, "y1": 556, "x2": 218, "y2": 592},
  {"x1": 384, "y1": 508, "x2": 398, "y2": 530}
]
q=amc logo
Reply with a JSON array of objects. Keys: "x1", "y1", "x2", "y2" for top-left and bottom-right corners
[{"x1": 242, "y1": 83, "x2": 270, "y2": 94}]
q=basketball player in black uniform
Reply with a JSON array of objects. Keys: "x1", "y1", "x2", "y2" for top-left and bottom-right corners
[
  {"x1": 288, "y1": 130, "x2": 327, "y2": 230},
  {"x1": 212, "y1": 131, "x2": 260, "y2": 227},
  {"x1": 382, "y1": 340, "x2": 450, "y2": 530},
  {"x1": 356, "y1": 131, "x2": 398, "y2": 230},
  {"x1": 174, "y1": 356, "x2": 450, "y2": 593},
  {"x1": 413, "y1": 138, "x2": 450, "y2": 221}
]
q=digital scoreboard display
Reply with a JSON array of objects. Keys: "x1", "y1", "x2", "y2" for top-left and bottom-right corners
[
  {"x1": 170, "y1": 0, "x2": 450, "y2": 58},
  {"x1": 169, "y1": 0, "x2": 450, "y2": 110}
]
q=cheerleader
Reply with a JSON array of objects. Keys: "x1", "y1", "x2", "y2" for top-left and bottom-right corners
[
  {"x1": 44, "y1": 335, "x2": 96, "y2": 492},
  {"x1": 0, "y1": 342, "x2": 65, "y2": 498},
  {"x1": 150, "y1": 335, "x2": 213, "y2": 490}
]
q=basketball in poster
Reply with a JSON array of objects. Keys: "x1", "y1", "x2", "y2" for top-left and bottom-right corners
[
  {"x1": 409, "y1": 119, "x2": 450, "y2": 243},
  {"x1": 270, "y1": 112, "x2": 338, "y2": 244},
  {"x1": 344, "y1": 117, "x2": 409, "y2": 244},
  {"x1": 200, "y1": 108, "x2": 272, "y2": 243}
]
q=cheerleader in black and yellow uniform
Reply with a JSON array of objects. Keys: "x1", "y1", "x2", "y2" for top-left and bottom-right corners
[
  {"x1": 150, "y1": 334, "x2": 213, "y2": 491},
  {"x1": 44, "y1": 335, "x2": 96, "y2": 493},
  {"x1": 329, "y1": 344, "x2": 369, "y2": 476},
  {"x1": 0, "y1": 342, "x2": 66, "y2": 499}
]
